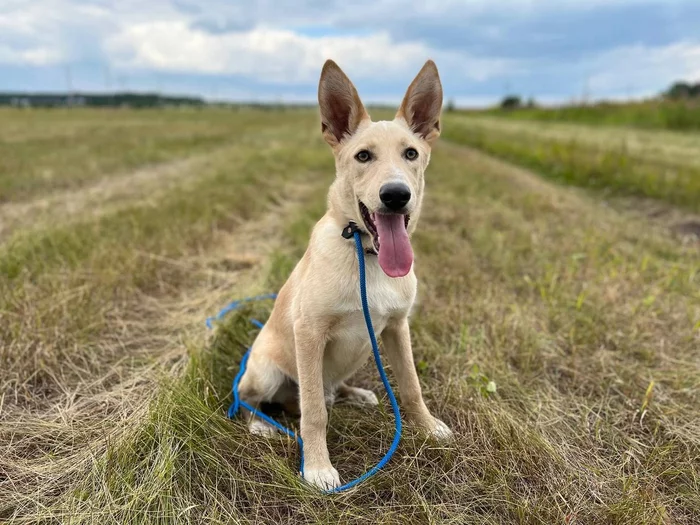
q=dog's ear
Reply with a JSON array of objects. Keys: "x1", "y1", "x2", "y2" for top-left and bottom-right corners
[
  {"x1": 396, "y1": 60, "x2": 443, "y2": 144},
  {"x1": 318, "y1": 60, "x2": 370, "y2": 148}
]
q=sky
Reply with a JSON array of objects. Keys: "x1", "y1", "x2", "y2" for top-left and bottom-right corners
[{"x1": 1, "y1": 0, "x2": 699, "y2": 107}]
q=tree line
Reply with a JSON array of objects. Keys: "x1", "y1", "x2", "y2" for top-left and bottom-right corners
[
  {"x1": 0, "y1": 93, "x2": 205, "y2": 108},
  {"x1": 492, "y1": 80, "x2": 700, "y2": 110}
]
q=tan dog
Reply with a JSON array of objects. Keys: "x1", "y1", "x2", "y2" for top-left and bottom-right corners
[{"x1": 237, "y1": 59, "x2": 453, "y2": 490}]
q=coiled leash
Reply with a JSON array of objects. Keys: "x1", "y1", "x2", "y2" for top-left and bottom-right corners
[{"x1": 206, "y1": 223, "x2": 402, "y2": 493}]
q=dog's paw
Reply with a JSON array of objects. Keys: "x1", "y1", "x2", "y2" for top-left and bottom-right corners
[
  {"x1": 337, "y1": 386, "x2": 379, "y2": 407},
  {"x1": 304, "y1": 466, "x2": 341, "y2": 491},
  {"x1": 429, "y1": 418, "x2": 454, "y2": 441},
  {"x1": 249, "y1": 419, "x2": 279, "y2": 437}
]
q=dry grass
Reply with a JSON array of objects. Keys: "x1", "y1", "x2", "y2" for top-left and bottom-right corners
[
  {"x1": 0, "y1": 108, "x2": 306, "y2": 202},
  {"x1": 1, "y1": 108, "x2": 699, "y2": 524}
]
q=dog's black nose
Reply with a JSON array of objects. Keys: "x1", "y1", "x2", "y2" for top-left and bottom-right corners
[{"x1": 379, "y1": 182, "x2": 411, "y2": 211}]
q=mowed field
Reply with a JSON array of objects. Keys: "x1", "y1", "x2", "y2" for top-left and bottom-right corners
[{"x1": 1, "y1": 107, "x2": 699, "y2": 524}]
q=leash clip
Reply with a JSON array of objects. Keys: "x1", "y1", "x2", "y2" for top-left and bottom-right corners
[{"x1": 341, "y1": 221, "x2": 360, "y2": 239}]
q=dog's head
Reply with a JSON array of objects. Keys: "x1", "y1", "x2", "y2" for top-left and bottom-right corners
[{"x1": 319, "y1": 59, "x2": 443, "y2": 278}]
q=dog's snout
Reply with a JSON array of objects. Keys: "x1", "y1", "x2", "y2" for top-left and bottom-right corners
[{"x1": 379, "y1": 182, "x2": 411, "y2": 211}]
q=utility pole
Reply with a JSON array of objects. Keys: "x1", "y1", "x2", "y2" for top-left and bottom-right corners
[
  {"x1": 64, "y1": 64, "x2": 74, "y2": 106},
  {"x1": 582, "y1": 76, "x2": 591, "y2": 105},
  {"x1": 104, "y1": 65, "x2": 115, "y2": 107}
]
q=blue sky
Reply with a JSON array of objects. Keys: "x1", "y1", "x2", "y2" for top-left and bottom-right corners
[{"x1": 1, "y1": 0, "x2": 699, "y2": 106}]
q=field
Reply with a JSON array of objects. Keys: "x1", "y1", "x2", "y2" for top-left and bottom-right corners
[
  {"x1": 442, "y1": 116, "x2": 700, "y2": 213},
  {"x1": 471, "y1": 100, "x2": 700, "y2": 131},
  {"x1": 1, "y1": 107, "x2": 699, "y2": 524}
]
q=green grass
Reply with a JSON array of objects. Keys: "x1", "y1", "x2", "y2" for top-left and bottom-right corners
[
  {"x1": 1, "y1": 108, "x2": 699, "y2": 524},
  {"x1": 466, "y1": 99, "x2": 700, "y2": 131},
  {"x1": 443, "y1": 115, "x2": 700, "y2": 212}
]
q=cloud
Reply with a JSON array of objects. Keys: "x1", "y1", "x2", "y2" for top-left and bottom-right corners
[
  {"x1": 0, "y1": 6, "x2": 64, "y2": 66},
  {"x1": 107, "y1": 24, "x2": 430, "y2": 83},
  {"x1": 106, "y1": 22, "x2": 515, "y2": 86},
  {"x1": 328, "y1": 0, "x2": 700, "y2": 66},
  {"x1": 588, "y1": 41, "x2": 700, "y2": 97},
  {"x1": 0, "y1": 0, "x2": 698, "y2": 104},
  {"x1": 0, "y1": 45, "x2": 62, "y2": 66}
]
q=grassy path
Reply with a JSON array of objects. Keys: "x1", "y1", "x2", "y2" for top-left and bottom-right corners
[{"x1": 1, "y1": 109, "x2": 699, "y2": 524}]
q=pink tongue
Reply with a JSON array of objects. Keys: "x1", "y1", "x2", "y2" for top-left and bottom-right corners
[{"x1": 375, "y1": 214, "x2": 413, "y2": 277}]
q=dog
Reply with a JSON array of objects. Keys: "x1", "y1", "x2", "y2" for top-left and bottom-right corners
[{"x1": 237, "y1": 59, "x2": 453, "y2": 490}]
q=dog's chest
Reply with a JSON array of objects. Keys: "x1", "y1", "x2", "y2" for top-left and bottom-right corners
[
  {"x1": 366, "y1": 272, "x2": 415, "y2": 320},
  {"x1": 322, "y1": 267, "x2": 415, "y2": 384},
  {"x1": 331, "y1": 262, "x2": 416, "y2": 339}
]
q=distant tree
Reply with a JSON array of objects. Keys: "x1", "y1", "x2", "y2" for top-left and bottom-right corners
[
  {"x1": 665, "y1": 81, "x2": 700, "y2": 100},
  {"x1": 526, "y1": 97, "x2": 537, "y2": 108},
  {"x1": 500, "y1": 95, "x2": 522, "y2": 109},
  {"x1": 446, "y1": 98, "x2": 456, "y2": 112},
  {"x1": 666, "y1": 82, "x2": 692, "y2": 99}
]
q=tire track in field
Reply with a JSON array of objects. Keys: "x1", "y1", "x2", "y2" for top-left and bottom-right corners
[
  {"x1": 0, "y1": 146, "x2": 227, "y2": 241},
  {"x1": 0, "y1": 126, "x2": 295, "y2": 242}
]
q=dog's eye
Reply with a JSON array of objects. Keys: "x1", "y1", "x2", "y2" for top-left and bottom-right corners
[
  {"x1": 404, "y1": 147, "x2": 419, "y2": 161},
  {"x1": 355, "y1": 150, "x2": 372, "y2": 163}
]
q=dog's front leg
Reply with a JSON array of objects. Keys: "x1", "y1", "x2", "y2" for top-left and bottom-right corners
[
  {"x1": 294, "y1": 318, "x2": 340, "y2": 490},
  {"x1": 382, "y1": 317, "x2": 453, "y2": 440}
]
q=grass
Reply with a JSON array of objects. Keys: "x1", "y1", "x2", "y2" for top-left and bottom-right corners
[
  {"x1": 468, "y1": 99, "x2": 700, "y2": 131},
  {"x1": 0, "y1": 107, "x2": 309, "y2": 202},
  {"x1": 1, "y1": 107, "x2": 699, "y2": 524},
  {"x1": 443, "y1": 115, "x2": 700, "y2": 212}
]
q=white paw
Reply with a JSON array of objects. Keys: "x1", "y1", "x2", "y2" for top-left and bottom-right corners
[
  {"x1": 304, "y1": 466, "x2": 341, "y2": 491},
  {"x1": 249, "y1": 419, "x2": 279, "y2": 437},
  {"x1": 430, "y1": 418, "x2": 454, "y2": 441},
  {"x1": 339, "y1": 387, "x2": 379, "y2": 407}
]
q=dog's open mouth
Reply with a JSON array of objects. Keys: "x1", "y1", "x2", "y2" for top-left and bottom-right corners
[{"x1": 359, "y1": 201, "x2": 413, "y2": 278}]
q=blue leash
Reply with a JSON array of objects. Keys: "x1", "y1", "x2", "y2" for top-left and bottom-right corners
[{"x1": 207, "y1": 228, "x2": 402, "y2": 493}]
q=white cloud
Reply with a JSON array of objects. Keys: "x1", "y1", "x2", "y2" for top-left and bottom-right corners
[
  {"x1": 0, "y1": 8, "x2": 64, "y2": 65},
  {"x1": 0, "y1": 0, "x2": 512, "y2": 86},
  {"x1": 107, "y1": 23, "x2": 426, "y2": 82},
  {"x1": 588, "y1": 41, "x2": 700, "y2": 97},
  {"x1": 0, "y1": 45, "x2": 62, "y2": 66},
  {"x1": 105, "y1": 22, "x2": 512, "y2": 85}
]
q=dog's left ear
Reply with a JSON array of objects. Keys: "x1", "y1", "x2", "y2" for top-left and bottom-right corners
[{"x1": 396, "y1": 60, "x2": 443, "y2": 144}]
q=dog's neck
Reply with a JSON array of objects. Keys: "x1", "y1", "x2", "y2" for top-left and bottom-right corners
[{"x1": 326, "y1": 178, "x2": 354, "y2": 230}]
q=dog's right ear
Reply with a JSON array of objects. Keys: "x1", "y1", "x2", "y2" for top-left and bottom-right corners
[
  {"x1": 396, "y1": 60, "x2": 443, "y2": 145},
  {"x1": 318, "y1": 60, "x2": 370, "y2": 148}
]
